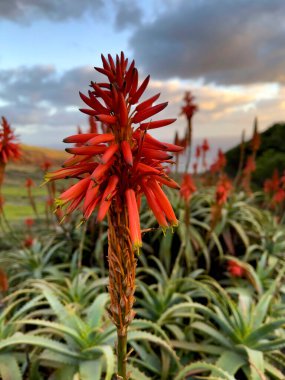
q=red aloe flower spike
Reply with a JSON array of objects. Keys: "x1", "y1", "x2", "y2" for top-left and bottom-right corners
[
  {"x1": 125, "y1": 189, "x2": 142, "y2": 249},
  {"x1": 97, "y1": 175, "x2": 119, "y2": 221},
  {"x1": 121, "y1": 141, "x2": 133, "y2": 166},
  {"x1": 63, "y1": 133, "x2": 98, "y2": 144},
  {"x1": 66, "y1": 146, "x2": 107, "y2": 155},
  {"x1": 129, "y1": 75, "x2": 150, "y2": 104},
  {"x1": 132, "y1": 102, "x2": 168, "y2": 124},
  {"x1": 101, "y1": 144, "x2": 119, "y2": 164},
  {"x1": 141, "y1": 181, "x2": 168, "y2": 228},
  {"x1": 86, "y1": 133, "x2": 114, "y2": 146},
  {"x1": 135, "y1": 93, "x2": 160, "y2": 112},
  {"x1": 150, "y1": 179, "x2": 178, "y2": 226}
]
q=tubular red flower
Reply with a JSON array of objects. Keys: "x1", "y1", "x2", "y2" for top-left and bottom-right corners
[
  {"x1": 97, "y1": 175, "x2": 119, "y2": 221},
  {"x1": 141, "y1": 181, "x2": 168, "y2": 228},
  {"x1": 125, "y1": 189, "x2": 142, "y2": 249},
  {"x1": 0, "y1": 117, "x2": 21, "y2": 165},
  {"x1": 121, "y1": 141, "x2": 133, "y2": 166}
]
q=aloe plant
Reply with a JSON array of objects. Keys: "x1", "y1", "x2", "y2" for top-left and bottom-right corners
[{"x1": 178, "y1": 281, "x2": 285, "y2": 379}]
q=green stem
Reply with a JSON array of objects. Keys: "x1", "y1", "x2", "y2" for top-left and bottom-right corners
[{"x1": 117, "y1": 331, "x2": 128, "y2": 379}]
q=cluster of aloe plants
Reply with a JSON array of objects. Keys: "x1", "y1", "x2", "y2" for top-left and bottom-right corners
[
  {"x1": 0, "y1": 181, "x2": 285, "y2": 379},
  {"x1": 1, "y1": 52, "x2": 285, "y2": 379}
]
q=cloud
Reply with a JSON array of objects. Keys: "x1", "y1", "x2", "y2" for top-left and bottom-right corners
[
  {"x1": 113, "y1": 0, "x2": 143, "y2": 30},
  {"x1": 0, "y1": 0, "x2": 104, "y2": 23},
  {"x1": 130, "y1": 0, "x2": 285, "y2": 85},
  {"x1": 0, "y1": 64, "x2": 283, "y2": 149}
]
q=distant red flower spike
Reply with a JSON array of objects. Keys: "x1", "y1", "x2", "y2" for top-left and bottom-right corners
[
  {"x1": 195, "y1": 146, "x2": 201, "y2": 158},
  {"x1": 88, "y1": 116, "x2": 98, "y2": 134},
  {"x1": 0, "y1": 268, "x2": 8, "y2": 292},
  {"x1": 201, "y1": 139, "x2": 210, "y2": 152},
  {"x1": 40, "y1": 160, "x2": 52, "y2": 171},
  {"x1": 210, "y1": 149, "x2": 226, "y2": 174},
  {"x1": 180, "y1": 91, "x2": 198, "y2": 120},
  {"x1": 25, "y1": 218, "x2": 34, "y2": 228},
  {"x1": 24, "y1": 236, "x2": 34, "y2": 248},
  {"x1": 273, "y1": 188, "x2": 285, "y2": 204},
  {"x1": 135, "y1": 93, "x2": 160, "y2": 112},
  {"x1": 66, "y1": 146, "x2": 107, "y2": 155},
  {"x1": 0, "y1": 117, "x2": 21, "y2": 168},
  {"x1": 86, "y1": 133, "x2": 114, "y2": 146},
  {"x1": 63, "y1": 133, "x2": 98, "y2": 144},
  {"x1": 101, "y1": 144, "x2": 119, "y2": 164},
  {"x1": 125, "y1": 189, "x2": 142, "y2": 249},
  {"x1": 139, "y1": 118, "x2": 176, "y2": 130},
  {"x1": 180, "y1": 174, "x2": 196, "y2": 202},
  {"x1": 25, "y1": 178, "x2": 35, "y2": 188},
  {"x1": 216, "y1": 175, "x2": 232, "y2": 206},
  {"x1": 121, "y1": 141, "x2": 133, "y2": 166},
  {"x1": 227, "y1": 260, "x2": 245, "y2": 277},
  {"x1": 243, "y1": 156, "x2": 256, "y2": 174}
]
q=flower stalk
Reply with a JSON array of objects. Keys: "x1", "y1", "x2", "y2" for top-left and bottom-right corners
[{"x1": 45, "y1": 52, "x2": 180, "y2": 377}]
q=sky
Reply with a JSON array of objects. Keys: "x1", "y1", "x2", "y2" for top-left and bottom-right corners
[{"x1": 0, "y1": 0, "x2": 285, "y2": 155}]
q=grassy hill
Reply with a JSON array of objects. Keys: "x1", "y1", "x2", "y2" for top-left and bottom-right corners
[
  {"x1": 3, "y1": 145, "x2": 67, "y2": 220},
  {"x1": 226, "y1": 122, "x2": 285, "y2": 186}
]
